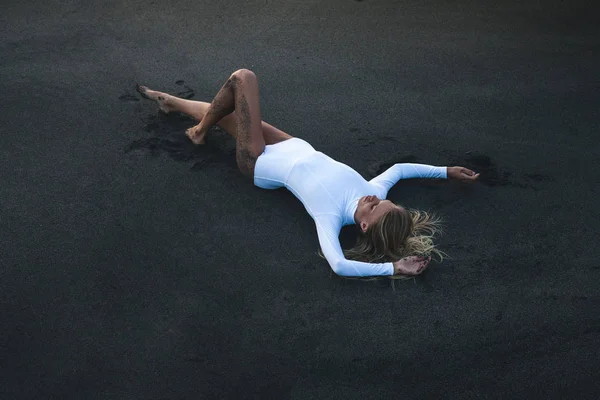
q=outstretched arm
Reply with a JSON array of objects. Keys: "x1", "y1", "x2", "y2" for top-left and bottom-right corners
[
  {"x1": 369, "y1": 163, "x2": 448, "y2": 193},
  {"x1": 314, "y1": 215, "x2": 430, "y2": 277},
  {"x1": 370, "y1": 163, "x2": 479, "y2": 194},
  {"x1": 315, "y1": 214, "x2": 393, "y2": 277}
]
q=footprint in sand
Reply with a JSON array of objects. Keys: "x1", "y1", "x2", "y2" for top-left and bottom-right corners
[
  {"x1": 177, "y1": 86, "x2": 195, "y2": 99},
  {"x1": 174, "y1": 80, "x2": 195, "y2": 99},
  {"x1": 119, "y1": 94, "x2": 139, "y2": 102}
]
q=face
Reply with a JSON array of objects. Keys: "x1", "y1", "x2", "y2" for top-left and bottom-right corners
[{"x1": 355, "y1": 195, "x2": 404, "y2": 232}]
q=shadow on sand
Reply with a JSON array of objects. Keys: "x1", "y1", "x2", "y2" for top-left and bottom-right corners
[{"x1": 125, "y1": 112, "x2": 238, "y2": 172}]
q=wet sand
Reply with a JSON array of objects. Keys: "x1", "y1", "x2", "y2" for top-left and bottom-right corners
[{"x1": 1, "y1": 0, "x2": 599, "y2": 398}]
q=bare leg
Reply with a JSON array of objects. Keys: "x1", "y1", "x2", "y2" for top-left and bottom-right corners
[
  {"x1": 136, "y1": 85, "x2": 293, "y2": 145},
  {"x1": 185, "y1": 77, "x2": 236, "y2": 145},
  {"x1": 183, "y1": 69, "x2": 266, "y2": 176}
]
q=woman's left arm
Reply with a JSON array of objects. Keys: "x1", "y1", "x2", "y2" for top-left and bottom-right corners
[
  {"x1": 369, "y1": 163, "x2": 448, "y2": 193},
  {"x1": 370, "y1": 163, "x2": 480, "y2": 193}
]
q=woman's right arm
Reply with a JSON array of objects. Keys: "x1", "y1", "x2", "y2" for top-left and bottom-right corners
[
  {"x1": 316, "y1": 214, "x2": 432, "y2": 277},
  {"x1": 315, "y1": 215, "x2": 394, "y2": 277}
]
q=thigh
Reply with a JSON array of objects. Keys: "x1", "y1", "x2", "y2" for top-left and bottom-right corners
[
  {"x1": 216, "y1": 117, "x2": 294, "y2": 145},
  {"x1": 232, "y1": 71, "x2": 266, "y2": 177},
  {"x1": 261, "y1": 122, "x2": 294, "y2": 145}
]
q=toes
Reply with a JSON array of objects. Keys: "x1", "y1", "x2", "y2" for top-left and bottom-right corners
[
  {"x1": 186, "y1": 133, "x2": 205, "y2": 145},
  {"x1": 136, "y1": 84, "x2": 151, "y2": 99},
  {"x1": 186, "y1": 128, "x2": 204, "y2": 144}
]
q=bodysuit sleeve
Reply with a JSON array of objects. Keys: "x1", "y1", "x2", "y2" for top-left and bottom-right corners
[
  {"x1": 369, "y1": 163, "x2": 447, "y2": 194},
  {"x1": 315, "y1": 214, "x2": 394, "y2": 277}
]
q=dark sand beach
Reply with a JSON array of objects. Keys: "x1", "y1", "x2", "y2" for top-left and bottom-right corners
[{"x1": 2, "y1": 0, "x2": 599, "y2": 398}]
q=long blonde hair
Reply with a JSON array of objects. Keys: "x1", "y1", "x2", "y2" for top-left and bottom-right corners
[{"x1": 328, "y1": 207, "x2": 446, "y2": 280}]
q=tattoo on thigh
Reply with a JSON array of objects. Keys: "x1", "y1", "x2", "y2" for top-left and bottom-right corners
[
  {"x1": 236, "y1": 148, "x2": 255, "y2": 174},
  {"x1": 237, "y1": 96, "x2": 251, "y2": 134},
  {"x1": 235, "y1": 96, "x2": 257, "y2": 176}
]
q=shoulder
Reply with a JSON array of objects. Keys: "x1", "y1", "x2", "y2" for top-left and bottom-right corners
[{"x1": 314, "y1": 213, "x2": 343, "y2": 229}]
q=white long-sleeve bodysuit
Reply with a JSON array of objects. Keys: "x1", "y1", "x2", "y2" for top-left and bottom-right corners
[{"x1": 254, "y1": 138, "x2": 447, "y2": 277}]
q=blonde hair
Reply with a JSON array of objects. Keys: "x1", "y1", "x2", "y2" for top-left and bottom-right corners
[{"x1": 322, "y1": 207, "x2": 447, "y2": 281}]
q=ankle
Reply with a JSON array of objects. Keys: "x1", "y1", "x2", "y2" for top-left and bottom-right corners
[{"x1": 160, "y1": 94, "x2": 171, "y2": 106}]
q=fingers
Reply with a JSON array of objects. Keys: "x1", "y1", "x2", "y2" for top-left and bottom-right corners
[
  {"x1": 416, "y1": 256, "x2": 431, "y2": 274},
  {"x1": 405, "y1": 255, "x2": 428, "y2": 262},
  {"x1": 452, "y1": 166, "x2": 480, "y2": 182},
  {"x1": 460, "y1": 167, "x2": 480, "y2": 182},
  {"x1": 398, "y1": 255, "x2": 431, "y2": 275},
  {"x1": 463, "y1": 173, "x2": 480, "y2": 181},
  {"x1": 405, "y1": 255, "x2": 431, "y2": 274},
  {"x1": 460, "y1": 167, "x2": 476, "y2": 176}
]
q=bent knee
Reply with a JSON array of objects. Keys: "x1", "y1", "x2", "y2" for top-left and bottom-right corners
[{"x1": 231, "y1": 68, "x2": 256, "y2": 82}]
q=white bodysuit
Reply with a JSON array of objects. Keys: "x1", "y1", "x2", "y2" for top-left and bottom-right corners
[{"x1": 254, "y1": 138, "x2": 447, "y2": 277}]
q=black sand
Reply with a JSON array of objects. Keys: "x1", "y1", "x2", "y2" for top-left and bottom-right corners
[{"x1": 2, "y1": 0, "x2": 600, "y2": 398}]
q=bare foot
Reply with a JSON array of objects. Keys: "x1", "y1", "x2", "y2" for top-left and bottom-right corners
[
  {"x1": 136, "y1": 84, "x2": 173, "y2": 114},
  {"x1": 185, "y1": 124, "x2": 206, "y2": 145}
]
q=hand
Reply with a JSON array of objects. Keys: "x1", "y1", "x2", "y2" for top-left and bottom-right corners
[
  {"x1": 393, "y1": 255, "x2": 431, "y2": 276},
  {"x1": 448, "y1": 166, "x2": 480, "y2": 183}
]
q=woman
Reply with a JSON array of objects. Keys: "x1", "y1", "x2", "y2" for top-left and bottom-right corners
[{"x1": 137, "y1": 69, "x2": 479, "y2": 277}]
